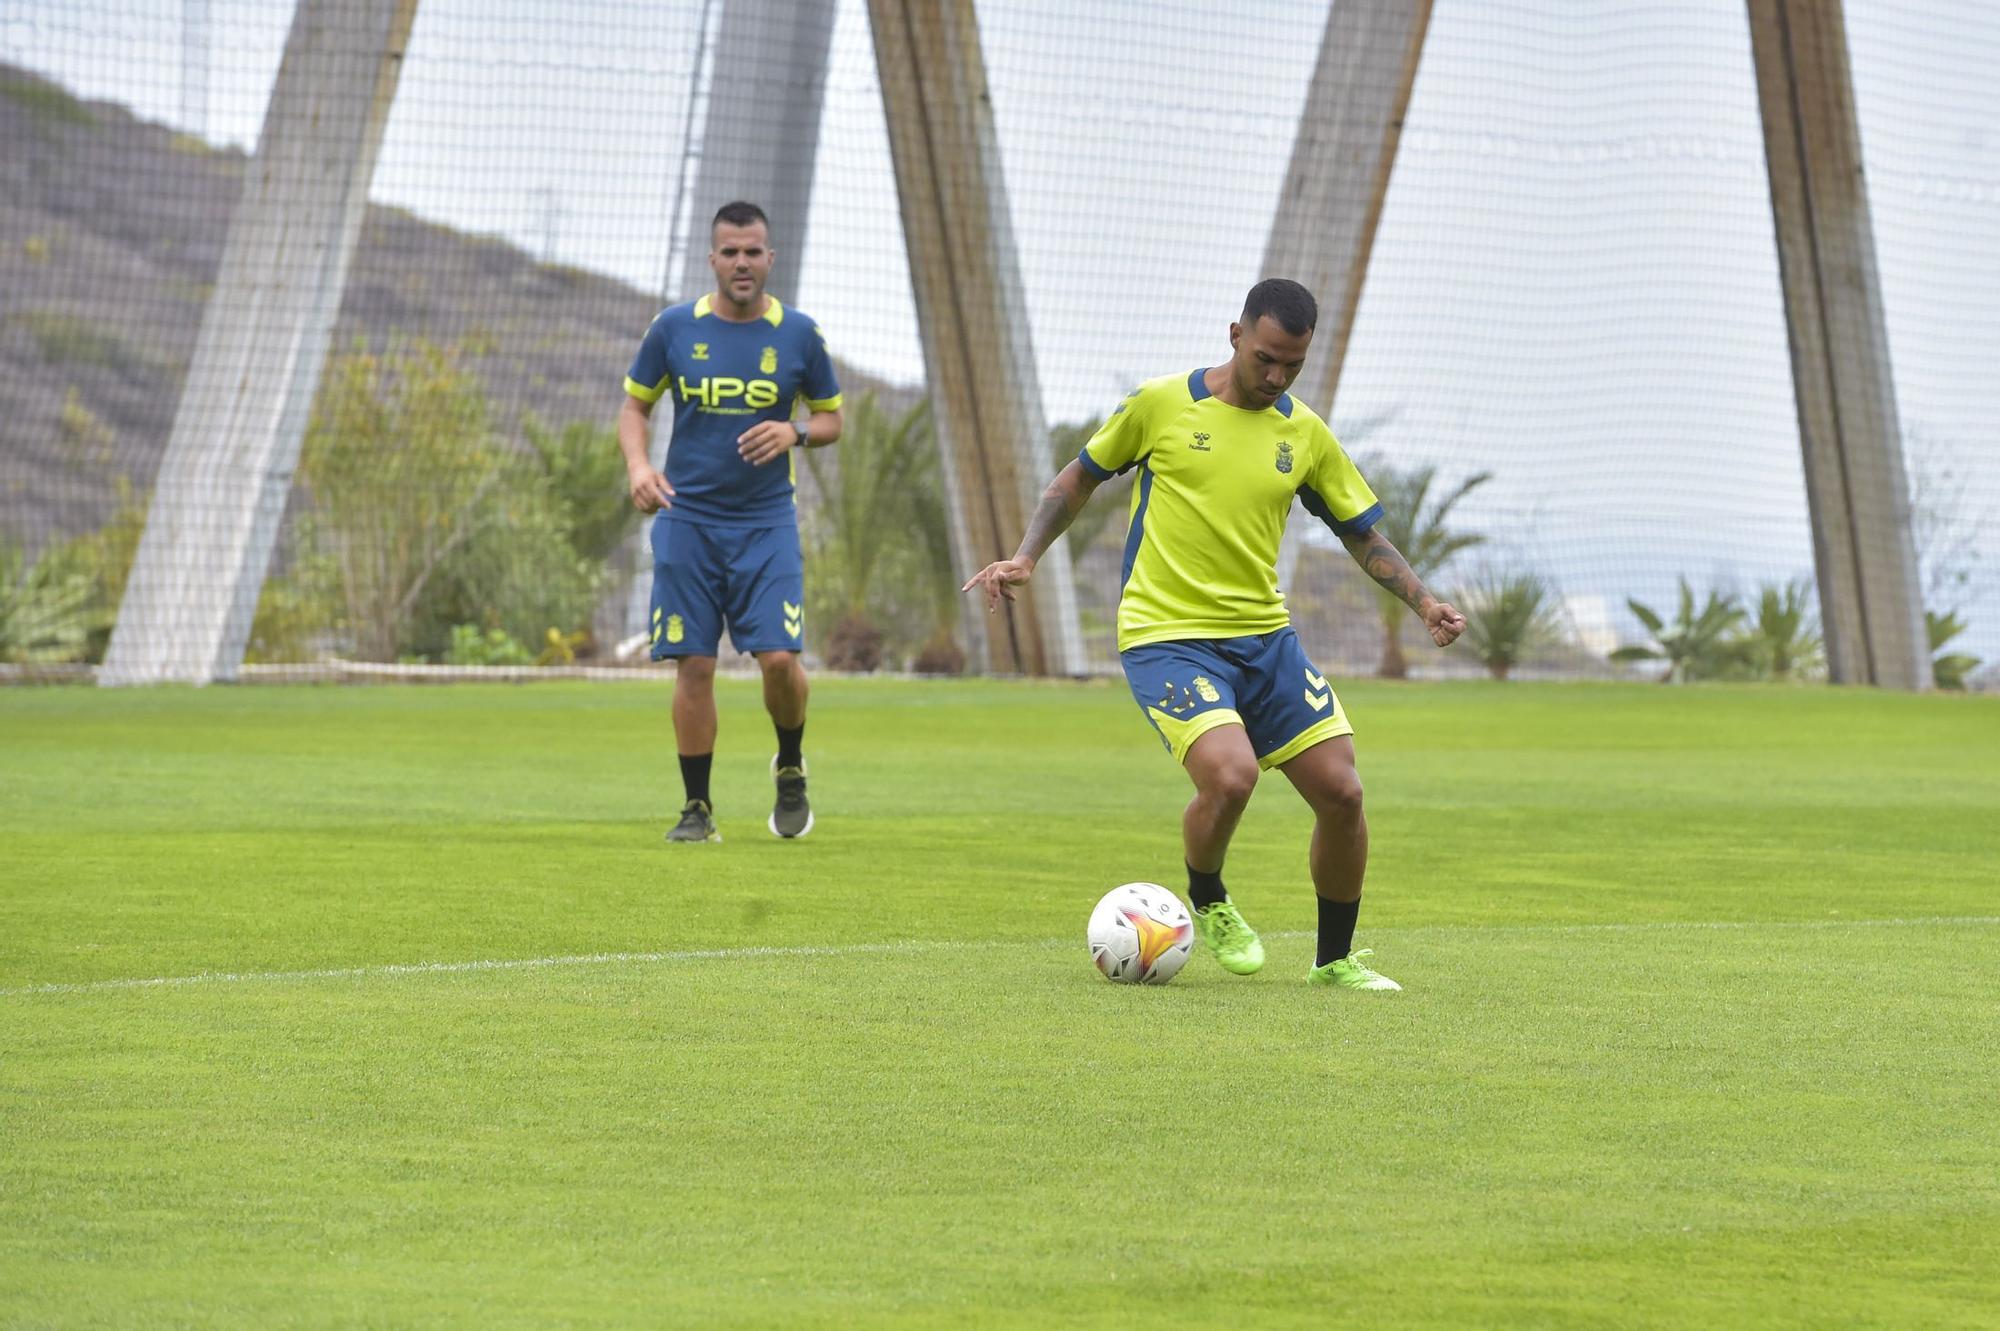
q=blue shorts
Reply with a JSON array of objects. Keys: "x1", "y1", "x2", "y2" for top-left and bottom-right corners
[
  {"x1": 1120, "y1": 628, "x2": 1353, "y2": 770},
  {"x1": 648, "y1": 514, "x2": 803, "y2": 659}
]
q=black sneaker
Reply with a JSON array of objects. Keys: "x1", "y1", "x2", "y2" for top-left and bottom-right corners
[
  {"x1": 769, "y1": 757, "x2": 813, "y2": 839},
  {"x1": 666, "y1": 799, "x2": 720, "y2": 843}
]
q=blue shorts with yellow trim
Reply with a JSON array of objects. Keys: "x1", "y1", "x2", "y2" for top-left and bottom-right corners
[
  {"x1": 1120, "y1": 628, "x2": 1353, "y2": 770},
  {"x1": 648, "y1": 514, "x2": 803, "y2": 659}
]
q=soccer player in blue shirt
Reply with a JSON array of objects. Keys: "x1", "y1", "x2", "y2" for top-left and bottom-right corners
[
  {"x1": 965, "y1": 280, "x2": 1465, "y2": 990},
  {"x1": 618, "y1": 201, "x2": 844, "y2": 843}
]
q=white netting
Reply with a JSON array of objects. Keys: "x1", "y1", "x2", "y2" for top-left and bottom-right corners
[{"x1": 1, "y1": 0, "x2": 1992, "y2": 683}]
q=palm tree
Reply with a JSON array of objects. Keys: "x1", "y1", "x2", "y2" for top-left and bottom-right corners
[
  {"x1": 1459, "y1": 571, "x2": 1563, "y2": 680},
  {"x1": 1611, "y1": 579, "x2": 1748, "y2": 683},
  {"x1": 0, "y1": 542, "x2": 94, "y2": 664},
  {"x1": 521, "y1": 417, "x2": 643, "y2": 565},
  {"x1": 1278, "y1": 411, "x2": 1399, "y2": 594},
  {"x1": 799, "y1": 392, "x2": 936, "y2": 670},
  {"x1": 1927, "y1": 609, "x2": 1981, "y2": 691},
  {"x1": 1740, "y1": 579, "x2": 1823, "y2": 681},
  {"x1": 1356, "y1": 457, "x2": 1492, "y2": 678}
]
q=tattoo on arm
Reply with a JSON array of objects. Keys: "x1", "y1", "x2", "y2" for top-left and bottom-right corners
[
  {"x1": 1342, "y1": 528, "x2": 1432, "y2": 613},
  {"x1": 1013, "y1": 468, "x2": 1096, "y2": 564}
]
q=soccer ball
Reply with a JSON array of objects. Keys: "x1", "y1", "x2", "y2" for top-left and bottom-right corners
[{"x1": 1087, "y1": 882, "x2": 1194, "y2": 984}]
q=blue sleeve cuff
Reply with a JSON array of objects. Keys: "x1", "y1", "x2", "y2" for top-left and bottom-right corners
[
  {"x1": 1334, "y1": 501, "x2": 1384, "y2": 536},
  {"x1": 1076, "y1": 449, "x2": 1114, "y2": 481},
  {"x1": 1298, "y1": 486, "x2": 1383, "y2": 537}
]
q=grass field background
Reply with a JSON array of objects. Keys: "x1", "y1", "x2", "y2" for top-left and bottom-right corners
[{"x1": 2, "y1": 678, "x2": 1996, "y2": 1328}]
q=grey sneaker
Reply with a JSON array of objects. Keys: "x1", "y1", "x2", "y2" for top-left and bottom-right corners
[
  {"x1": 666, "y1": 799, "x2": 720, "y2": 843},
  {"x1": 769, "y1": 757, "x2": 813, "y2": 839}
]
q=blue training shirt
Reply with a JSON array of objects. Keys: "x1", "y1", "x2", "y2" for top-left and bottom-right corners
[{"x1": 623, "y1": 294, "x2": 843, "y2": 527}]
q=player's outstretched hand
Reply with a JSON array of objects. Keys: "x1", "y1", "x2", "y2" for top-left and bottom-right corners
[
  {"x1": 963, "y1": 558, "x2": 1033, "y2": 613},
  {"x1": 1425, "y1": 599, "x2": 1467, "y2": 647},
  {"x1": 628, "y1": 466, "x2": 674, "y2": 513}
]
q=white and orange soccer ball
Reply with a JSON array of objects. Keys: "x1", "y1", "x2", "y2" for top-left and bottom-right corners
[{"x1": 1087, "y1": 882, "x2": 1194, "y2": 984}]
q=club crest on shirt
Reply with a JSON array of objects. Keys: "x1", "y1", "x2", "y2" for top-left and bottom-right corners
[
  {"x1": 760, "y1": 346, "x2": 778, "y2": 374},
  {"x1": 692, "y1": 343, "x2": 710, "y2": 361},
  {"x1": 1275, "y1": 440, "x2": 1294, "y2": 474}
]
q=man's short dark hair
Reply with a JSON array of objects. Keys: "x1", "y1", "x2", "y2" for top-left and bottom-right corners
[
  {"x1": 1242, "y1": 278, "x2": 1318, "y2": 336},
  {"x1": 712, "y1": 200, "x2": 770, "y2": 234}
]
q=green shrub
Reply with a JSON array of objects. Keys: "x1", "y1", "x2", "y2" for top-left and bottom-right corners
[
  {"x1": 1928, "y1": 610, "x2": 1981, "y2": 691},
  {"x1": 275, "y1": 338, "x2": 606, "y2": 663},
  {"x1": 1612, "y1": 579, "x2": 1751, "y2": 683},
  {"x1": 1737, "y1": 580, "x2": 1824, "y2": 682},
  {"x1": 16, "y1": 312, "x2": 128, "y2": 369},
  {"x1": 246, "y1": 529, "x2": 344, "y2": 664},
  {"x1": 1459, "y1": 571, "x2": 1563, "y2": 680},
  {"x1": 521, "y1": 417, "x2": 642, "y2": 565},
  {"x1": 443, "y1": 624, "x2": 533, "y2": 667},
  {"x1": 1352, "y1": 457, "x2": 1491, "y2": 678},
  {"x1": 410, "y1": 476, "x2": 602, "y2": 662},
  {"x1": 1, "y1": 72, "x2": 99, "y2": 130},
  {"x1": 0, "y1": 542, "x2": 93, "y2": 664},
  {"x1": 801, "y1": 393, "x2": 958, "y2": 669}
]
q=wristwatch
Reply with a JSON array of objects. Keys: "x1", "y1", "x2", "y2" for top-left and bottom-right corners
[{"x1": 794, "y1": 423, "x2": 811, "y2": 450}]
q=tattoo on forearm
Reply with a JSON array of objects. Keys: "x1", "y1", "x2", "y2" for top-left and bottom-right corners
[
  {"x1": 1345, "y1": 529, "x2": 1431, "y2": 612},
  {"x1": 1014, "y1": 481, "x2": 1081, "y2": 563}
]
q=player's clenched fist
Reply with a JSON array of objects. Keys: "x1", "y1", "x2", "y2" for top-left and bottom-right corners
[{"x1": 1424, "y1": 600, "x2": 1467, "y2": 647}]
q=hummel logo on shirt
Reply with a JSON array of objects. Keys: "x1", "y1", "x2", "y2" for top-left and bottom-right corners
[{"x1": 1191, "y1": 432, "x2": 1211, "y2": 451}]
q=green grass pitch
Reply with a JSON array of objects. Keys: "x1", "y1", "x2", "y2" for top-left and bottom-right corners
[{"x1": 2, "y1": 678, "x2": 1996, "y2": 1328}]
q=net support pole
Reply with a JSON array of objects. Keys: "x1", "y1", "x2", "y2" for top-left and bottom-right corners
[
  {"x1": 1262, "y1": 0, "x2": 1433, "y2": 417},
  {"x1": 99, "y1": 0, "x2": 420, "y2": 686},
  {"x1": 678, "y1": 0, "x2": 835, "y2": 306},
  {"x1": 1747, "y1": 0, "x2": 1929, "y2": 689},
  {"x1": 1260, "y1": 0, "x2": 1432, "y2": 595},
  {"x1": 867, "y1": 0, "x2": 1085, "y2": 676}
]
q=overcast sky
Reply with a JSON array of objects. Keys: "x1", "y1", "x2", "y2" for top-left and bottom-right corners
[{"x1": 5, "y1": 0, "x2": 1995, "y2": 664}]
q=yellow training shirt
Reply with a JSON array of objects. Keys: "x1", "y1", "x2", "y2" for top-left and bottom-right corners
[{"x1": 1077, "y1": 369, "x2": 1382, "y2": 652}]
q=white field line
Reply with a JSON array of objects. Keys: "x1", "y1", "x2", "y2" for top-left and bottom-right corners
[{"x1": 4, "y1": 916, "x2": 1997, "y2": 1001}]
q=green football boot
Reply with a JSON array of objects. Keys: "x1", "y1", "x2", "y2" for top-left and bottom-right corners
[
  {"x1": 1307, "y1": 948, "x2": 1401, "y2": 991},
  {"x1": 665, "y1": 799, "x2": 721, "y2": 844},
  {"x1": 1192, "y1": 900, "x2": 1265, "y2": 975}
]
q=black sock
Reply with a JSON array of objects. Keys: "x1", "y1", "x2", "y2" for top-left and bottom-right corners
[
  {"x1": 679, "y1": 753, "x2": 712, "y2": 808},
  {"x1": 1317, "y1": 895, "x2": 1361, "y2": 967},
  {"x1": 776, "y1": 722, "x2": 805, "y2": 769},
  {"x1": 1186, "y1": 862, "x2": 1226, "y2": 912}
]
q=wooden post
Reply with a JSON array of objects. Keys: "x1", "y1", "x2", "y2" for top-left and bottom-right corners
[
  {"x1": 100, "y1": 0, "x2": 420, "y2": 685},
  {"x1": 867, "y1": 0, "x2": 1085, "y2": 675},
  {"x1": 1747, "y1": 0, "x2": 1929, "y2": 688}
]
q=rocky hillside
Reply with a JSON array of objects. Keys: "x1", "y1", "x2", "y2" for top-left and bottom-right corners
[{"x1": 0, "y1": 62, "x2": 886, "y2": 549}]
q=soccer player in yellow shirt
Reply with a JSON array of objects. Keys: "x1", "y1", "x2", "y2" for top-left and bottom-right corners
[{"x1": 964, "y1": 279, "x2": 1465, "y2": 989}]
